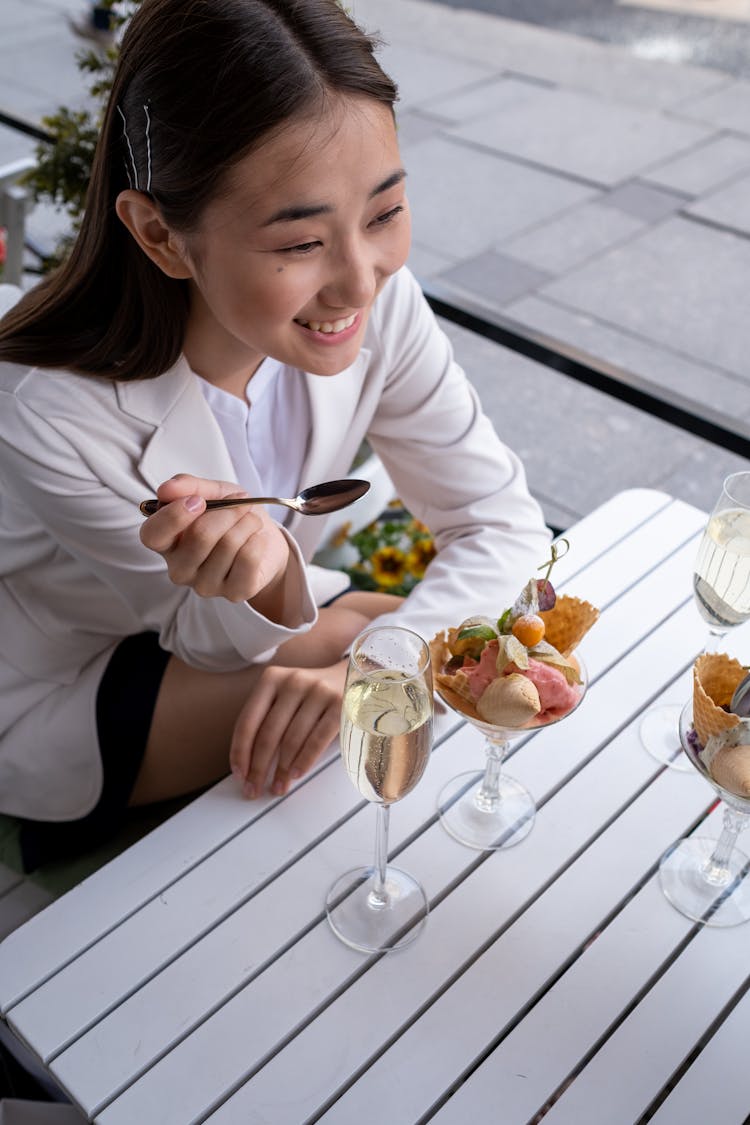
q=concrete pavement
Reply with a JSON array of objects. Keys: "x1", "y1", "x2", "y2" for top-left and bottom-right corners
[{"x1": 2, "y1": 0, "x2": 750, "y2": 528}]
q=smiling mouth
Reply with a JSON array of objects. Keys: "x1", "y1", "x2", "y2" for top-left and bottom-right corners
[{"x1": 294, "y1": 313, "x2": 358, "y2": 335}]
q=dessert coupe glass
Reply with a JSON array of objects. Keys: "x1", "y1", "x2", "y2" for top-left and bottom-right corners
[
  {"x1": 659, "y1": 701, "x2": 750, "y2": 927},
  {"x1": 435, "y1": 656, "x2": 588, "y2": 852},
  {"x1": 326, "y1": 626, "x2": 434, "y2": 954},
  {"x1": 640, "y1": 470, "x2": 750, "y2": 771}
]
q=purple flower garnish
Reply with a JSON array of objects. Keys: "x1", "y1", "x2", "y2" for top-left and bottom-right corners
[{"x1": 686, "y1": 726, "x2": 703, "y2": 755}]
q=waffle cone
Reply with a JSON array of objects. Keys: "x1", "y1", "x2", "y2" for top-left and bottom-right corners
[
  {"x1": 540, "y1": 596, "x2": 599, "y2": 657},
  {"x1": 430, "y1": 632, "x2": 482, "y2": 720},
  {"x1": 692, "y1": 652, "x2": 745, "y2": 747}
]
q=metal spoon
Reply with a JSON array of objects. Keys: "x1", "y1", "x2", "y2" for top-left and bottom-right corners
[
  {"x1": 139, "y1": 478, "x2": 370, "y2": 518},
  {"x1": 730, "y1": 670, "x2": 750, "y2": 717}
]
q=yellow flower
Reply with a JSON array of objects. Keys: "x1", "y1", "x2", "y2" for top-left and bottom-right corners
[
  {"x1": 371, "y1": 545, "x2": 408, "y2": 587},
  {"x1": 406, "y1": 538, "x2": 436, "y2": 579},
  {"x1": 407, "y1": 518, "x2": 430, "y2": 536}
]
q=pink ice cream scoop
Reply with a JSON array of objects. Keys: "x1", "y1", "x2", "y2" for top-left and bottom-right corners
[
  {"x1": 462, "y1": 641, "x2": 500, "y2": 701},
  {"x1": 521, "y1": 658, "x2": 580, "y2": 721}
]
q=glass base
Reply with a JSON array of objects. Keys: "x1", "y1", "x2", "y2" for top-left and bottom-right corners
[
  {"x1": 640, "y1": 704, "x2": 692, "y2": 772},
  {"x1": 659, "y1": 837, "x2": 750, "y2": 927},
  {"x1": 437, "y1": 769, "x2": 535, "y2": 851},
  {"x1": 325, "y1": 865, "x2": 428, "y2": 953}
]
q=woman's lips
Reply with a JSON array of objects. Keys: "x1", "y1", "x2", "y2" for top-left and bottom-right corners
[{"x1": 294, "y1": 312, "x2": 360, "y2": 344}]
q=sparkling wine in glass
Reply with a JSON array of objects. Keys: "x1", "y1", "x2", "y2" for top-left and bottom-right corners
[
  {"x1": 641, "y1": 471, "x2": 750, "y2": 770},
  {"x1": 326, "y1": 626, "x2": 433, "y2": 953}
]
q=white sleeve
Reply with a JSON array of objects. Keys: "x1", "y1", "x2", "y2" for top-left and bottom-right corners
[
  {"x1": 0, "y1": 393, "x2": 318, "y2": 672},
  {"x1": 362, "y1": 268, "x2": 551, "y2": 642}
]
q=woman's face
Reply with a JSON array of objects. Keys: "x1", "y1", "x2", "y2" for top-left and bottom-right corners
[{"x1": 179, "y1": 95, "x2": 411, "y2": 394}]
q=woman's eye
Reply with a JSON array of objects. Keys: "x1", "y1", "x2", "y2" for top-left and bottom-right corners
[
  {"x1": 280, "y1": 241, "x2": 321, "y2": 255},
  {"x1": 371, "y1": 205, "x2": 404, "y2": 227}
]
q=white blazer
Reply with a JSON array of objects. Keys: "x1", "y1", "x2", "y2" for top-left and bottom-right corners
[{"x1": 0, "y1": 268, "x2": 550, "y2": 820}]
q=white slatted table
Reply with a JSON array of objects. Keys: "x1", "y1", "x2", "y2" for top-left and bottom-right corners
[{"x1": 2, "y1": 488, "x2": 749, "y2": 1125}]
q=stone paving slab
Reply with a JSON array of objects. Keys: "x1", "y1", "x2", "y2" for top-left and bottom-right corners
[
  {"x1": 421, "y1": 75, "x2": 552, "y2": 125},
  {"x1": 673, "y1": 77, "x2": 750, "y2": 132},
  {"x1": 380, "y1": 42, "x2": 497, "y2": 111},
  {"x1": 0, "y1": 29, "x2": 87, "y2": 112},
  {"x1": 438, "y1": 250, "x2": 553, "y2": 307},
  {"x1": 0, "y1": 121, "x2": 37, "y2": 165},
  {"x1": 538, "y1": 216, "x2": 750, "y2": 382},
  {"x1": 440, "y1": 317, "x2": 746, "y2": 526},
  {"x1": 407, "y1": 242, "x2": 457, "y2": 280},
  {"x1": 503, "y1": 200, "x2": 646, "y2": 275},
  {"x1": 353, "y1": 0, "x2": 729, "y2": 108},
  {"x1": 685, "y1": 172, "x2": 750, "y2": 235},
  {"x1": 642, "y1": 133, "x2": 750, "y2": 196},
  {"x1": 502, "y1": 294, "x2": 750, "y2": 419},
  {"x1": 449, "y1": 86, "x2": 714, "y2": 187},
  {"x1": 600, "y1": 180, "x2": 688, "y2": 223},
  {"x1": 401, "y1": 134, "x2": 597, "y2": 259}
]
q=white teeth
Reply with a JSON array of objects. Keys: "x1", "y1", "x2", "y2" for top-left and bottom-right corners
[{"x1": 298, "y1": 313, "x2": 356, "y2": 334}]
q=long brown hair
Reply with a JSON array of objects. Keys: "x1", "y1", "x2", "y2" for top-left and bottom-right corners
[{"x1": 0, "y1": 0, "x2": 397, "y2": 380}]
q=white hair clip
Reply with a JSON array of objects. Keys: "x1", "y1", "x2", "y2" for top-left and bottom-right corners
[{"x1": 117, "y1": 105, "x2": 139, "y2": 190}]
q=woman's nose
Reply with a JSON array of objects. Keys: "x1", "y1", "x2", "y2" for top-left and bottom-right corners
[{"x1": 321, "y1": 242, "x2": 377, "y2": 309}]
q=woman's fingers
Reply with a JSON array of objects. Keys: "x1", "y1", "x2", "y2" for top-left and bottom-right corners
[
  {"x1": 139, "y1": 492, "x2": 208, "y2": 554},
  {"x1": 230, "y1": 664, "x2": 346, "y2": 798},
  {"x1": 140, "y1": 476, "x2": 289, "y2": 602}
]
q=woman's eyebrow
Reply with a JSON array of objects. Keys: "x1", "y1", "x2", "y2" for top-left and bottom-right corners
[
  {"x1": 262, "y1": 168, "x2": 407, "y2": 226},
  {"x1": 369, "y1": 168, "x2": 407, "y2": 199}
]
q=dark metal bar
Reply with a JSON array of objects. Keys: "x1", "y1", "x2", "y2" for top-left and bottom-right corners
[
  {"x1": 0, "y1": 110, "x2": 55, "y2": 145},
  {"x1": 423, "y1": 281, "x2": 750, "y2": 462}
]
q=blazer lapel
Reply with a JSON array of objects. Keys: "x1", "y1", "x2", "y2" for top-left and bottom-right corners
[{"x1": 116, "y1": 356, "x2": 238, "y2": 493}]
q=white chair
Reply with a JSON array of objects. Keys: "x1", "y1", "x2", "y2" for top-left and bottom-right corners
[{"x1": 0, "y1": 160, "x2": 35, "y2": 287}]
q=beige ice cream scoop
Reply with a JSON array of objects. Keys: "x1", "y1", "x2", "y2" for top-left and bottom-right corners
[
  {"x1": 709, "y1": 737, "x2": 750, "y2": 798},
  {"x1": 476, "y1": 673, "x2": 541, "y2": 727}
]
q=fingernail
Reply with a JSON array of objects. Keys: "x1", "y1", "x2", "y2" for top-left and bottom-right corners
[
  {"x1": 243, "y1": 781, "x2": 256, "y2": 799},
  {"x1": 271, "y1": 780, "x2": 284, "y2": 796},
  {"x1": 289, "y1": 769, "x2": 301, "y2": 781},
  {"x1": 231, "y1": 766, "x2": 242, "y2": 781},
  {"x1": 185, "y1": 495, "x2": 203, "y2": 512}
]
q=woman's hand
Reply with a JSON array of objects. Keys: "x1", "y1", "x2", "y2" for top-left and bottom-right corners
[
  {"x1": 139, "y1": 474, "x2": 290, "y2": 610},
  {"x1": 230, "y1": 660, "x2": 348, "y2": 798}
]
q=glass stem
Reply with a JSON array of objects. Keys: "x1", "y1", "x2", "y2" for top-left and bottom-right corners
[
  {"x1": 703, "y1": 806, "x2": 747, "y2": 887},
  {"x1": 475, "y1": 739, "x2": 507, "y2": 813},
  {"x1": 368, "y1": 803, "x2": 390, "y2": 909},
  {"x1": 702, "y1": 627, "x2": 728, "y2": 654}
]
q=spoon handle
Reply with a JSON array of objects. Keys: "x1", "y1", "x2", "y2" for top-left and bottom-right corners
[{"x1": 139, "y1": 496, "x2": 289, "y2": 517}]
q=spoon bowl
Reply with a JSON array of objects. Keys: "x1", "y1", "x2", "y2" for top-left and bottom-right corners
[
  {"x1": 730, "y1": 670, "x2": 750, "y2": 718},
  {"x1": 140, "y1": 478, "x2": 370, "y2": 518}
]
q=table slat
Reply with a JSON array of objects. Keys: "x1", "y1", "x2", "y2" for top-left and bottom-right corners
[
  {"x1": 210, "y1": 739, "x2": 712, "y2": 1124},
  {"x1": 649, "y1": 982, "x2": 750, "y2": 1125}
]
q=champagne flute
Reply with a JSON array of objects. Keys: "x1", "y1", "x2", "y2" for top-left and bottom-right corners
[
  {"x1": 641, "y1": 471, "x2": 750, "y2": 769},
  {"x1": 325, "y1": 626, "x2": 433, "y2": 953}
]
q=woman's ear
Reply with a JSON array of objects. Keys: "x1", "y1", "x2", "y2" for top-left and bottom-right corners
[{"x1": 115, "y1": 190, "x2": 194, "y2": 279}]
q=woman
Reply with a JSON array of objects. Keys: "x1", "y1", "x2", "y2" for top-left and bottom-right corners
[{"x1": 0, "y1": 0, "x2": 549, "y2": 865}]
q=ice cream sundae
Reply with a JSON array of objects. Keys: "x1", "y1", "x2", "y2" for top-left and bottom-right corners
[
  {"x1": 431, "y1": 561, "x2": 599, "y2": 730},
  {"x1": 690, "y1": 652, "x2": 750, "y2": 799}
]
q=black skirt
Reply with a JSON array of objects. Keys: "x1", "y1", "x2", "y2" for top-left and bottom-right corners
[{"x1": 18, "y1": 632, "x2": 170, "y2": 873}]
